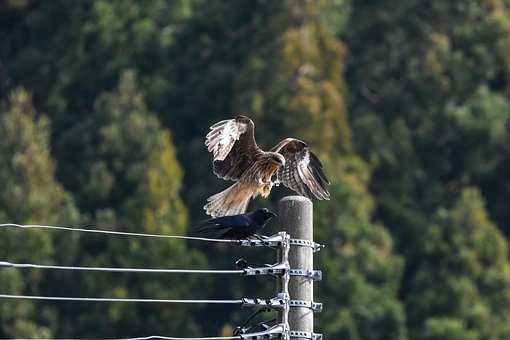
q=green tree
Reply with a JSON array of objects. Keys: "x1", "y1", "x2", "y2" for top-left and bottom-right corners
[
  {"x1": 407, "y1": 189, "x2": 510, "y2": 339},
  {"x1": 446, "y1": 88, "x2": 510, "y2": 235},
  {"x1": 347, "y1": 2, "x2": 510, "y2": 338},
  {"x1": 55, "y1": 71, "x2": 202, "y2": 337},
  {"x1": 171, "y1": 1, "x2": 407, "y2": 337},
  {"x1": 0, "y1": 0, "x2": 192, "y2": 133},
  {"x1": 0, "y1": 89, "x2": 79, "y2": 338},
  {"x1": 232, "y1": 0, "x2": 351, "y2": 154},
  {"x1": 315, "y1": 157, "x2": 407, "y2": 340},
  {"x1": 347, "y1": 0, "x2": 510, "y2": 238}
]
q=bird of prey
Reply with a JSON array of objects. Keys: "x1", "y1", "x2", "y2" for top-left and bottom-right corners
[
  {"x1": 204, "y1": 115, "x2": 330, "y2": 217},
  {"x1": 194, "y1": 208, "x2": 277, "y2": 239}
]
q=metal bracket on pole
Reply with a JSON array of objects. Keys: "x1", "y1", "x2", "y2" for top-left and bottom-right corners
[
  {"x1": 239, "y1": 233, "x2": 285, "y2": 248},
  {"x1": 243, "y1": 262, "x2": 289, "y2": 276},
  {"x1": 242, "y1": 293, "x2": 289, "y2": 311},
  {"x1": 289, "y1": 300, "x2": 323, "y2": 313},
  {"x1": 289, "y1": 269, "x2": 322, "y2": 281},
  {"x1": 289, "y1": 238, "x2": 324, "y2": 253},
  {"x1": 289, "y1": 330, "x2": 323, "y2": 340},
  {"x1": 240, "y1": 324, "x2": 286, "y2": 339},
  {"x1": 279, "y1": 231, "x2": 291, "y2": 340},
  {"x1": 236, "y1": 257, "x2": 289, "y2": 276}
]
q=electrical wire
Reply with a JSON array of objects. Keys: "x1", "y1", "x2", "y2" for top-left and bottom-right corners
[
  {"x1": 0, "y1": 261, "x2": 244, "y2": 275},
  {"x1": 0, "y1": 223, "x2": 240, "y2": 243},
  {"x1": 0, "y1": 226, "x2": 284, "y2": 339},
  {"x1": 0, "y1": 294, "x2": 243, "y2": 304},
  {"x1": 10, "y1": 336, "x2": 241, "y2": 340}
]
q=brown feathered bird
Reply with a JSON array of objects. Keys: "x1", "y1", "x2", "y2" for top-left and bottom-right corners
[{"x1": 204, "y1": 116, "x2": 330, "y2": 217}]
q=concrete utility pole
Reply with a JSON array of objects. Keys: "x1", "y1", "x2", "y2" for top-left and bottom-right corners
[{"x1": 279, "y1": 196, "x2": 314, "y2": 338}]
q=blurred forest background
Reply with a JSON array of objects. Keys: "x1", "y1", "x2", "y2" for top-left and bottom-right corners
[{"x1": 2, "y1": 0, "x2": 510, "y2": 339}]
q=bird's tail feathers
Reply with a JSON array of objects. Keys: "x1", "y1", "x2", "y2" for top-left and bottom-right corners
[{"x1": 204, "y1": 183, "x2": 251, "y2": 218}]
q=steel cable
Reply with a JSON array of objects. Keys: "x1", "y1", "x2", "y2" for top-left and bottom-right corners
[
  {"x1": 0, "y1": 261, "x2": 244, "y2": 275},
  {"x1": 0, "y1": 294, "x2": 243, "y2": 304},
  {"x1": 0, "y1": 223, "x2": 240, "y2": 243},
  {"x1": 10, "y1": 336, "x2": 241, "y2": 340}
]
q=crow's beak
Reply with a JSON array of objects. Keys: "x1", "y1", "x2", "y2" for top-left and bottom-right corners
[{"x1": 268, "y1": 211, "x2": 277, "y2": 218}]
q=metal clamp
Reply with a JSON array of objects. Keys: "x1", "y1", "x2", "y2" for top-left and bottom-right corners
[
  {"x1": 242, "y1": 293, "x2": 289, "y2": 311},
  {"x1": 243, "y1": 262, "x2": 289, "y2": 276},
  {"x1": 290, "y1": 330, "x2": 323, "y2": 340},
  {"x1": 239, "y1": 233, "x2": 285, "y2": 248},
  {"x1": 289, "y1": 300, "x2": 323, "y2": 313},
  {"x1": 240, "y1": 324, "x2": 286, "y2": 339},
  {"x1": 238, "y1": 234, "x2": 324, "y2": 252},
  {"x1": 289, "y1": 269, "x2": 322, "y2": 281},
  {"x1": 289, "y1": 238, "x2": 325, "y2": 252}
]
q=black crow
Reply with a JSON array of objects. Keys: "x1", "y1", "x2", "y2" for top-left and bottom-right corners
[{"x1": 194, "y1": 208, "x2": 277, "y2": 239}]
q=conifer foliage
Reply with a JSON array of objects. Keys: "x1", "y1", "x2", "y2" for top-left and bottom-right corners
[
  {"x1": 0, "y1": 89, "x2": 79, "y2": 338},
  {"x1": 1, "y1": 1, "x2": 510, "y2": 339}
]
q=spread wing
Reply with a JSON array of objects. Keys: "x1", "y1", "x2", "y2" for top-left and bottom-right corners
[
  {"x1": 272, "y1": 138, "x2": 330, "y2": 200},
  {"x1": 205, "y1": 116, "x2": 263, "y2": 181}
]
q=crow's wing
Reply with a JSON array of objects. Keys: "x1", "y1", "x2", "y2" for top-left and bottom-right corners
[
  {"x1": 193, "y1": 214, "x2": 252, "y2": 238},
  {"x1": 207, "y1": 214, "x2": 252, "y2": 229},
  {"x1": 205, "y1": 116, "x2": 264, "y2": 181},
  {"x1": 271, "y1": 138, "x2": 330, "y2": 200}
]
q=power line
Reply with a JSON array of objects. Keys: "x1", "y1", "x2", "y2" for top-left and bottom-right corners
[
  {"x1": 10, "y1": 336, "x2": 240, "y2": 340},
  {"x1": 0, "y1": 223, "x2": 239, "y2": 243},
  {"x1": 0, "y1": 261, "x2": 244, "y2": 275},
  {"x1": 0, "y1": 294, "x2": 243, "y2": 305}
]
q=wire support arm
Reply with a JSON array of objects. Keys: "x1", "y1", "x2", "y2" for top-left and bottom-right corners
[
  {"x1": 240, "y1": 324, "x2": 285, "y2": 339},
  {"x1": 239, "y1": 233, "x2": 285, "y2": 248},
  {"x1": 288, "y1": 238, "x2": 325, "y2": 253},
  {"x1": 241, "y1": 293, "x2": 288, "y2": 311}
]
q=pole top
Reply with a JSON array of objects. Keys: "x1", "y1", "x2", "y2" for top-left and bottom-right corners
[{"x1": 279, "y1": 195, "x2": 312, "y2": 204}]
